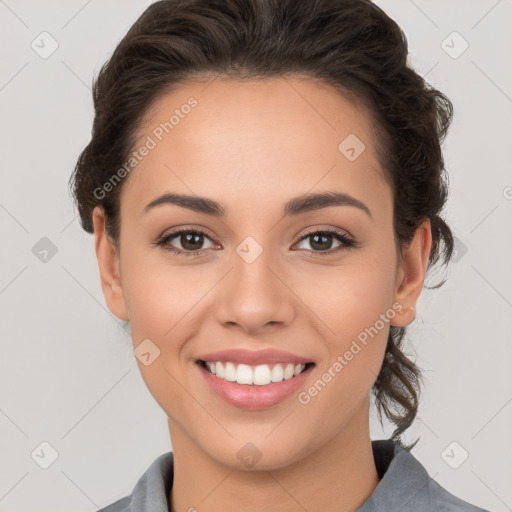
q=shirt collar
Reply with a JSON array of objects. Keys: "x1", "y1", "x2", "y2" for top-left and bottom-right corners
[{"x1": 357, "y1": 439, "x2": 434, "y2": 511}]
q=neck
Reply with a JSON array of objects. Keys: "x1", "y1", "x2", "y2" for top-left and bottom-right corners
[{"x1": 168, "y1": 401, "x2": 380, "y2": 512}]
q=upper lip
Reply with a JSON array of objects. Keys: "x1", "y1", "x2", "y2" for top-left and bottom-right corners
[{"x1": 196, "y1": 348, "x2": 313, "y2": 366}]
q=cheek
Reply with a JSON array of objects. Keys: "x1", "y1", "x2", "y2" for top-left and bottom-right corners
[
  {"x1": 296, "y1": 254, "x2": 397, "y2": 346},
  {"x1": 120, "y1": 243, "x2": 209, "y2": 341},
  {"x1": 293, "y1": 248, "x2": 397, "y2": 401},
  {"x1": 292, "y1": 273, "x2": 393, "y2": 439},
  {"x1": 120, "y1": 252, "x2": 207, "y2": 414}
]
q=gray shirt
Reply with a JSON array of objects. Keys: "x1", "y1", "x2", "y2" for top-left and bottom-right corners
[{"x1": 97, "y1": 439, "x2": 491, "y2": 512}]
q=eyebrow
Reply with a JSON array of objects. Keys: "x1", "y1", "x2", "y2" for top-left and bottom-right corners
[{"x1": 142, "y1": 191, "x2": 372, "y2": 220}]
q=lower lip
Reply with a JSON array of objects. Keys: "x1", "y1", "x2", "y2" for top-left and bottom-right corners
[{"x1": 197, "y1": 362, "x2": 314, "y2": 410}]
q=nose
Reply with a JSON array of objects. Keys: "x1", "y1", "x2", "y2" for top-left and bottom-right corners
[{"x1": 214, "y1": 241, "x2": 295, "y2": 335}]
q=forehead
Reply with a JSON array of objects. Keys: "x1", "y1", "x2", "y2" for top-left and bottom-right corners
[{"x1": 120, "y1": 76, "x2": 391, "y2": 222}]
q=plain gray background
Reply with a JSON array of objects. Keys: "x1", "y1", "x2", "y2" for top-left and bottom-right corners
[{"x1": 1, "y1": 0, "x2": 511, "y2": 511}]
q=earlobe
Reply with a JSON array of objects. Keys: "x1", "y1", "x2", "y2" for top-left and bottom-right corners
[
  {"x1": 92, "y1": 206, "x2": 129, "y2": 321},
  {"x1": 390, "y1": 218, "x2": 432, "y2": 327}
]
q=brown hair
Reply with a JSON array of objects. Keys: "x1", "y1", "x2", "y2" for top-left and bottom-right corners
[{"x1": 69, "y1": 0, "x2": 454, "y2": 447}]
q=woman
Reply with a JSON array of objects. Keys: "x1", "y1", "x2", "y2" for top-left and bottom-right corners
[{"x1": 69, "y1": 0, "x2": 491, "y2": 510}]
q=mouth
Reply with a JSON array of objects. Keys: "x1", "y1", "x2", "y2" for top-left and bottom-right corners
[
  {"x1": 197, "y1": 360, "x2": 315, "y2": 386},
  {"x1": 195, "y1": 358, "x2": 316, "y2": 410}
]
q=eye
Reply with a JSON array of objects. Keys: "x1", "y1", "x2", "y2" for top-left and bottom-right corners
[
  {"x1": 155, "y1": 228, "x2": 218, "y2": 258},
  {"x1": 293, "y1": 228, "x2": 355, "y2": 255}
]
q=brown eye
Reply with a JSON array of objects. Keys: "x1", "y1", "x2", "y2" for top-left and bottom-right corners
[
  {"x1": 294, "y1": 229, "x2": 355, "y2": 254},
  {"x1": 156, "y1": 229, "x2": 217, "y2": 257},
  {"x1": 177, "y1": 231, "x2": 205, "y2": 251}
]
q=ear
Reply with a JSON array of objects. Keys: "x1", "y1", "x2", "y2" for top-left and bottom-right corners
[
  {"x1": 92, "y1": 206, "x2": 129, "y2": 321},
  {"x1": 391, "y1": 218, "x2": 432, "y2": 327}
]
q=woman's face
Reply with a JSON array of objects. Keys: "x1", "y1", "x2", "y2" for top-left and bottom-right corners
[{"x1": 93, "y1": 76, "x2": 430, "y2": 469}]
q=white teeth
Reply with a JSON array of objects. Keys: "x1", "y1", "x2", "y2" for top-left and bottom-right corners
[
  {"x1": 224, "y1": 362, "x2": 237, "y2": 382},
  {"x1": 271, "y1": 364, "x2": 284, "y2": 382},
  {"x1": 204, "y1": 361, "x2": 308, "y2": 385},
  {"x1": 253, "y1": 364, "x2": 271, "y2": 385},
  {"x1": 283, "y1": 363, "x2": 294, "y2": 379},
  {"x1": 215, "y1": 361, "x2": 224, "y2": 378},
  {"x1": 236, "y1": 364, "x2": 253, "y2": 384}
]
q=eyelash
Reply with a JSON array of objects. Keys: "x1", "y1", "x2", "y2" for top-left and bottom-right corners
[{"x1": 154, "y1": 226, "x2": 357, "y2": 258}]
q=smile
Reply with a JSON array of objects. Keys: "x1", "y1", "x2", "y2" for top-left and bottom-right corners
[
  {"x1": 199, "y1": 360, "x2": 314, "y2": 386},
  {"x1": 196, "y1": 360, "x2": 316, "y2": 410}
]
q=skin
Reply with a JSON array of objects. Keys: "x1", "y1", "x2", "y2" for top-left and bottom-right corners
[{"x1": 92, "y1": 76, "x2": 431, "y2": 512}]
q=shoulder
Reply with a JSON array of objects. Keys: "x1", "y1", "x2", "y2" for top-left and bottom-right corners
[
  {"x1": 428, "y1": 478, "x2": 491, "y2": 512},
  {"x1": 97, "y1": 495, "x2": 131, "y2": 512},
  {"x1": 95, "y1": 451, "x2": 174, "y2": 512},
  {"x1": 361, "y1": 439, "x2": 492, "y2": 512}
]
